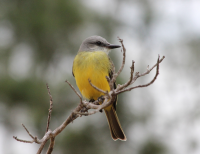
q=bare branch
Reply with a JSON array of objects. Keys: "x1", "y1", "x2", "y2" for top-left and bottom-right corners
[
  {"x1": 112, "y1": 37, "x2": 126, "y2": 83},
  {"x1": 76, "y1": 90, "x2": 118, "y2": 117},
  {"x1": 14, "y1": 37, "x2": 165, "y2": 154},
  {"x1": 127, "y1": 55, "x2": 165, "y2": 86},
  {"x1": 46, "y1": 137, "x2": 55, "y2": 154},
  {"x1": 108, "y1": 61, "x2": 115, "y2": 90},
  {"x1": 149, "y1": 55, "x2": 165, "y2": 72},
  {"x1": 46, "y1": 83, "x2": 53, "y2": 133},
  {"x1": 22, "y1": 124, "x2": 35, "y2": 140},
  {"x1": 74, "y1": 109, "x2": 99, "y2": 116},
  {"x1": 65, "y1": 80, "x2": 82, "y2": 102},
  {"x1": 13, "y1": 124, "x2": 41, "y2": 144},
  {"x1": 52, "y1": 104, "x2": 82, "y2": 136},
  {"x1": 13, "y1": 136, "x2": 35, "y2": 143},
  {"x1": 37, "y1": 139, "x2": 48, "y2": 154},
  {"x1": 88, "y1": 79, "x2": 108, "y2": 95},
  {"x1": 111, "y1": 59, "x2": 116, "y2": 77},
  {"x1": 138, "y1": 55, "x2": 165, "y2": 78},
  {"x1": 117, "y1": 55, "x2": 162, "y2": 94},
  {"x1": 75, "y1": 97, "x2": 112, "y2": 116},
  {"x1": 117, "y1": 60, "x2": 135, "y2": 90},
  {"x1": 106, "y1": 76, "x2": 110, "y2": 83}
]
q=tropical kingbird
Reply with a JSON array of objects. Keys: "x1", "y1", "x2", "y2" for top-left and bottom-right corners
[{"x1": 72, "y1": 36, "x2": 126, "y2": 141}]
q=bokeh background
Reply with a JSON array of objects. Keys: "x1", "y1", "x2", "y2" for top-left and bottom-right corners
[{"x1": 0, "y1": 0, "x2": 200, "y2": 154}]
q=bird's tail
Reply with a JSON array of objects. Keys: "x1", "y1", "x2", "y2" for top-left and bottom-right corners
[{"x1": 105, "y1": 107, "x2": 127, "y2": 141}]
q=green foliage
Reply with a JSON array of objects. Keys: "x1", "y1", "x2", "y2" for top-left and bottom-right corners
[
  {"x1": 139, "y1": 140, "x2": 166, "y2": 154},
  {"x1": 0, "y1": 77, "x2": 47, "y2": 106},
  {"x1": 3, "y1": 0, "x2": 85, "y2": 64},
  {"x1": 59, "y1": 125, "x2": 102, "y2": 154}
]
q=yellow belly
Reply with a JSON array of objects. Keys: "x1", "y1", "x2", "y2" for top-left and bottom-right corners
[{"x1": 73, "y1": 51, "x2": 111, "y2": 100}]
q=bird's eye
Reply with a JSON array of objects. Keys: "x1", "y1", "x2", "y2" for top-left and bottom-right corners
[{"x1": 96, "y1": 41, "x2": 102, "y2": 46}]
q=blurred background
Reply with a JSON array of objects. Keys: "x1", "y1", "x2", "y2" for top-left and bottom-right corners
[{"x1": 0, "y1": 0, "x2": 200, "y2": 154}]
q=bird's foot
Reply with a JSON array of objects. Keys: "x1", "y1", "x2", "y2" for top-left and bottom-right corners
[
  {"x1": 98, "y1": 96, "x2": 105, "y2": 113},
  {"x1": 89, "y1": 99, "x2": 95, "y2": 102},
  {"x1": 98, "y1": 95, "x2": 105, "y2": 103}
]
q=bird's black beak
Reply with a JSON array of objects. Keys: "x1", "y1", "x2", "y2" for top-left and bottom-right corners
[{"x1": 106, "y1": 44, "x2": 121, "y2": 49}]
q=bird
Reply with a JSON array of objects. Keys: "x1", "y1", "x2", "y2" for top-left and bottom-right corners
[{"x1": 72, "y1": 35, "x2": 126, "y2": 141}]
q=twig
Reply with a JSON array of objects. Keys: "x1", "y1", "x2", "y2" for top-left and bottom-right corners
[
  {"x1": 13, "y1": 136, "x2": 35, "y2": 143},
  {"x1": 88, "y1": 79, "x2": 108, "y2": 95},
  {"x1": 112, "y1": 37, "x2": 126, "y2": 83},
  {"x1": 13, "y1": 124, "x2": 41, "y2": 144},
  {"x1": 117, "y1": 60, "x2": 135, "y2": 90},
  {"x1": 137, "y1": 55, "x2": 165, "y2": 78},
  {"x1": 22, "y1": 124, "x2": 35, "y2": 140},
  {"x1": 108, "y1": 61, "x2": 115, "y2": 90},
  {"x1": 52, "y1": 104, "x2": 83, "y2": 136},
  {"x1": 117, "y1": 55, "x2": 161, "y2": 94},
  {"x1": 65, "y1": 80, "x2": 82, "y2": 102},
  {"x1": 46, "y1": 83, "x2": 53, "y2": 133},
  {"x1": 46, "y1": 137, "x2": 55, "y2": 154}
]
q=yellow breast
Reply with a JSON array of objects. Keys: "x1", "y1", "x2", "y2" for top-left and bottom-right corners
[{"x1": 73, "y1": 51, "x2": 111, "y2": 100}]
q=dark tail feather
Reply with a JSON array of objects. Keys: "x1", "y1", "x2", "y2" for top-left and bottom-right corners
[{"x1": 105, "y1": 107, "x2": 127, "y2": 141}]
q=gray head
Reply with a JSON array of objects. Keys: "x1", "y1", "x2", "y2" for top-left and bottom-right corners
[{"x1": 79, "y1": 35, "x2": 121, "y2": 54}]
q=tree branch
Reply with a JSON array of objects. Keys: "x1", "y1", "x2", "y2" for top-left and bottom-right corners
[
  {"x1": 88, "y1": 79, "x2": 108, "y2": 95},
  {"x1": 13, "y1": 37, "x2": 165, "y2": 154},
  {"x1": 46, "y1": 83, "x2": 53, "y2": 133},
  {"x1": 37, "y1": 139, "x2": 48, "y2": 154},
  {"x1": 116, "y1": 55, "x2": 163, "y2": 94},
  {"x1": 117, "y1": 60, "x2": 135, "y2": 91},
  {"x1": 46, "y1": 137, "x2": 55, "y2": 154},
  {"x1": 111, "y1": 37, "x2": 126, "y2": 83},
  {"x1": 65, "y1": 80, "x2": 82, "y2": 102}
]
